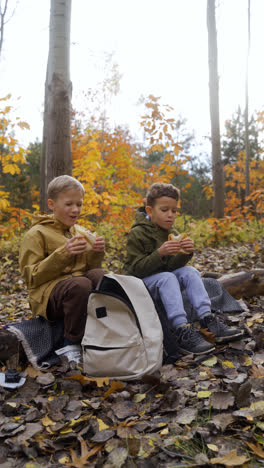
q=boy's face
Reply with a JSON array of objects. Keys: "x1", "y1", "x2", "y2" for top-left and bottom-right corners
[
  {"x1": 146, "y1": 196, "x2": 178, "y2": 230},
  {"x1": 48, "y1": 189, "x2": 83, "y2": 227}
]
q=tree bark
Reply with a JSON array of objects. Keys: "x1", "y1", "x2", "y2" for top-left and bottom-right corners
[
  {"x1": 207, "y1": 0, "x2": 225, "y2": 218},
  {"x1": 245, "y1": 0, "x2": 251, "y2": 200},
  {"x1": 203, "y1": 269, "x2": 264, "y2": 298},
  {"x1": 40, "y1": 0, "x2": 72, "y2": 211}
]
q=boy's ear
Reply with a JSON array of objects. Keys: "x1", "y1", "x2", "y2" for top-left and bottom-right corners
[
  {"x1": 145, "y1": 205, "x2": 152, "y2": 217},
  {"x1": 47, "y1": 199, "x2": 54, "y2": 211}
]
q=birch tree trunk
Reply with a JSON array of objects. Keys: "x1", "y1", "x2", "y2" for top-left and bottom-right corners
[
  {"x1": 245, "y1": 0, "x2": 251, "y2": 200},
  {"x1": 207, "y1": 0, "x2": 224, "y2": 218},
  {"x1": 40, "y1": 0, "x2": 72, "y2": 211}
]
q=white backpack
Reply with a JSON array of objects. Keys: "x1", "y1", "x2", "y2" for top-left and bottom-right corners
[{"x1": 81, "y1": 272, "x2": 163, "y2": 380}]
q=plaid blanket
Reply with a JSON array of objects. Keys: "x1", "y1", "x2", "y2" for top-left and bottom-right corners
[
  {"x1": 7, "y1": 317, "x2": 64, "y2": 369},
  {"x1": 6, "y1": 278, "x2": 244, "y2": 369}
]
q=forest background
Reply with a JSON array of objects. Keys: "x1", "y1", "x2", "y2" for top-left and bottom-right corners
[{"x1": 1, "y1": 0, "x2": 264, "y2": 269}]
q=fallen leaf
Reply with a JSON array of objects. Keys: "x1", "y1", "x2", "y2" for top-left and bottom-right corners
[
  {"x1": 69, "y1": 438, "x2": 103, "y2": 467},
  {"x1": 175, "y1": 407, "x2": 196, "y2": 425},
  {"x1": 65, "y1": 374, "x2": 109, "y2": 387},
  {"x1": 246, "y1": 442, "x2": 264, "y2": 459},
  {"x1": 207, "y1": 444, "x2": 219, "y2": 452},
  {"x1": 212, "y1": 391, "x2": 235, "y2": 410},
  {"x1": 221, "y1": 360, "x2": 235, "y2": 369},
  {"x1": 200, "y1": 328, "x2": 216, "y2": 344},
  {"x1": 201, "y1": 355, "x2": 218, "y2": 367},
  {"x1": 103, "y1": 380, "x2": 125, "y2": 398},
  {"x1": 133, "y1": 393, "x2": 146, "y2": 403},
  {"x1": 210, "y1": 449, "x2": 250, "y2": 466},
  {"x1": 197, "y1": 390, "x2": 212, "y2": 398}
]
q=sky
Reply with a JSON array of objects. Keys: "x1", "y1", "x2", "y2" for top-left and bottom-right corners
[{"x1": 1, "y1": 0, "x2": 264, "y2": 154}]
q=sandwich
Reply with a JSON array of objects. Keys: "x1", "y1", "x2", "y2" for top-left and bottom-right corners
[
  {"x1": 168, "y1": 233, "x2": 189, "y2": 254},
  {"x1": 74, "y1": 227, "x2": 97, "y2": 251}
]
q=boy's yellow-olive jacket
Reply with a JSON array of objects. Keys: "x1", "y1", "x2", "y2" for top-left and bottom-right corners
[
  {"x1": 19, "y1": 212, "x2": 104, "y2": 319},
  {"x1": 123, "y1": 207, "x2": 193, "y2": 278}
]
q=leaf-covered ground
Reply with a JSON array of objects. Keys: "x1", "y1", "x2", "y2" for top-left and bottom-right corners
[{"x1": 1, "y1": 242, "x2": 264, "y2": 467}]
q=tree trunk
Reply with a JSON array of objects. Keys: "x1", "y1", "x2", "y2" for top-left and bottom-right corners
[
  {"x1": 207, "y1": 0, "x2": 225, "y2": 218},
  {"x1": 245, "y1": 0, "x2": 251, "y2": 200},
  {"x1": 203, "y1": 269, "x2": 264, "y2": 298},
  {"x1": 40, "y1": 0, "x2": 72, "y2": 211}
]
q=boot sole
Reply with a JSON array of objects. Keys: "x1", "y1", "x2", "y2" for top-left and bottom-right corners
[
  {"x1": 214, "y1": 331, "x2": 244, "y2": 344},
  {"x1": 179, "y1": 345, "x2": 215, "y2": 356}
]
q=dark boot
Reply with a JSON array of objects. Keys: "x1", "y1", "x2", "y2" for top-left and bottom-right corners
[
  {"x1": 200, "y1": 314, "x2": 244, "y2": 344},
  {"x1": 175, "y1": 324, "x2": 215, "y2": 355}
]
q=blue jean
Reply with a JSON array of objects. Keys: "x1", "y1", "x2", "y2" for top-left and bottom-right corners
[{"x1": 143, "y1": 266, "x2": 211, "y2": 328}]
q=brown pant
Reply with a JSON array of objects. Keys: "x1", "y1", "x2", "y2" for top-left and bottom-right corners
[{"x1": 46, "y1": 269, "x2": 104, "y2": 343}]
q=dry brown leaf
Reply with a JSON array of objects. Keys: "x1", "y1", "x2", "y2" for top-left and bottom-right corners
[
  {"x1": 68, "y1": 438, "x2": 103, "y2": 467},
  {"x1": 103, "y1": 380, "x2": 125, "y2": 399},
  {"x1": 212, "y1": 391, "x2": 235, "y2": 410},
  {"x1": 250, "y1": 364, "x2": 264, "y2": 377},
  {"x1": 200, "y1": 327, "x2": 216, "y2": 344},
  {"x1": 246, "y1": 442, "x2": 264, "y2": 458},
  {"x1": 65, "y1": 374, "x2": 109, "y2": 387},
  {"x1": 210, "y1": 449, "x2": 250, "y2": 466},
  {"x1": 25, "y1": 365, "x2": 44, "y2": 378}
]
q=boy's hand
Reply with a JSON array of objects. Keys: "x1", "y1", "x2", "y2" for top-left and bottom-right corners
[
  {"x1": 65, "y1": 235, "x2": 88, "y2": 255},
  {"x1": 92, "y1": 237, "x2": 105, "y2": 252},
  {"x1": 158, "y1": 237, "x2": 194, "y2": 256},
  {"x1": 158, "y1": 240, "x2": 182, "y2": 256},
  {"x1": 180, "y1": 237, "x2": 194, "y2": 254}
]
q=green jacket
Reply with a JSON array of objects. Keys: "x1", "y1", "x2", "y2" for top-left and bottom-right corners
[
  {"x1": 123, "y1": 207, "x2": 192, "y2": 278},
  {"x1": 19, "y1": 212, "x2": 104, "y2": 319}
]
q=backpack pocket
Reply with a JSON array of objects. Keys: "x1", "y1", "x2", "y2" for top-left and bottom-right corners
[
  {"x1": 82, "y1": 342, "x2": 146, "y2": 378},
  {"x1": 82, "y1": 292, "x2": 147, "y2": 378}
]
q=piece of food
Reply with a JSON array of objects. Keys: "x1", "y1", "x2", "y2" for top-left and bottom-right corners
[
  {"x1": 168, "y1": 233, "x2": 189, "y2": 254},
  {"x1": 74, "y1": 227, "x2": 97, "y2": 250}
]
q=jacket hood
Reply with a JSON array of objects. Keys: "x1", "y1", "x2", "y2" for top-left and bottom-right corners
[
  {"x1": 31, "y1": 212, "x2": 71, "y2": 232},
  {"x1": 131, "y1": 206, "x2": 174, "y2": 235}
]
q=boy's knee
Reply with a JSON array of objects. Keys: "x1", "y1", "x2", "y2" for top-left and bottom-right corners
[
  {"x1": 157, "y1": 272, "x2": 176, "y2": 286},
  {"x1": 68, "y1": 277, "x2": 92, "y2": 296},
  {"x1": 181, "y1": 266, "x2": 201, "y2": 278}
]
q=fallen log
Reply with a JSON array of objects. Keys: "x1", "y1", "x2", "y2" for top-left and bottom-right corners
[{"x1": 203, "y1": 269, "x2": 264, "y2": 299}]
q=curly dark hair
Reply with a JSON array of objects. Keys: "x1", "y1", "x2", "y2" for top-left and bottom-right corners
[{"x1": 146, "y1": 182, "x2": 180, "y2": 207}]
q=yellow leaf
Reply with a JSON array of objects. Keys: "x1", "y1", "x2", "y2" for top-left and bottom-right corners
[
  {"x1": 202, "y1": 356, "x2": 218, "y2": 367},
  {"x1": 41, "y1": 416, "x2": 56, "y2": 427},
  {"x1": 160, "y1": 427, "x2": 169, "y2": 435},
  {"x1": 97, "y1": 418, "x2": 109, "y2": 431},
  {"x1": 58, "y1": 456, "x2": 70, "y2": 464},
  {"x1": 133, "y1": 393, "x2": 146, "y2": 403},
  {"x1": 197, "y1": 391, "x2": 212, "y2": 398},
  {"x1": 207, "y1": 444, "x2": 219, "y2": 452},
  {"x1": 244, "y1": 356, "x2": 253, "y2": 366},
  {"x1": 222, "y1": 360, "x2": 235, "y2": 369}
]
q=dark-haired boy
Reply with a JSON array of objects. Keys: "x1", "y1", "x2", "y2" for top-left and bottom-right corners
[{"x1": 123, "y1": 182, "x2": 243, "y2": 355}]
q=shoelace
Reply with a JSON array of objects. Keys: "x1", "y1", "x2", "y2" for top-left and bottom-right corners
[
  {"x1": 206, "y1": 316, "x2": 231, "y2": 333},
  {"x1": 180, "y1": 324, "x2": 202, "y2": 341}
]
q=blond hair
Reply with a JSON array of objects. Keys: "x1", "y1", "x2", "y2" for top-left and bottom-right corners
[
  {"x1": 146, "y1": 182, "x2": 180, "y2": 207},
  {"x1": 47, "y1": 175, "x2": 85, "y2": 200}
]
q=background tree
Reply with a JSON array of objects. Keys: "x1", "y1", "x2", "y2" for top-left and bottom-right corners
[
  {"x1": 40, "y1": 0, "x2": 72, "y2": 211},
  {"x1": 222, "y1": 108, "x2": 259, "y2": 165},
  {"x1": 207, "y1": 0, "x2": 224, "y2": 218},
  {"x1": 245, "y1": 0, "x2": 251, "y2": 200},
  {"x1": 0, "y1": 0, "x2": 17, "y2": 58}
]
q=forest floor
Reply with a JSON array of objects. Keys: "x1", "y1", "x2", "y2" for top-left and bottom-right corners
[{"x1": 1, "y1": 242, "x2": 264, "y2": 467}]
